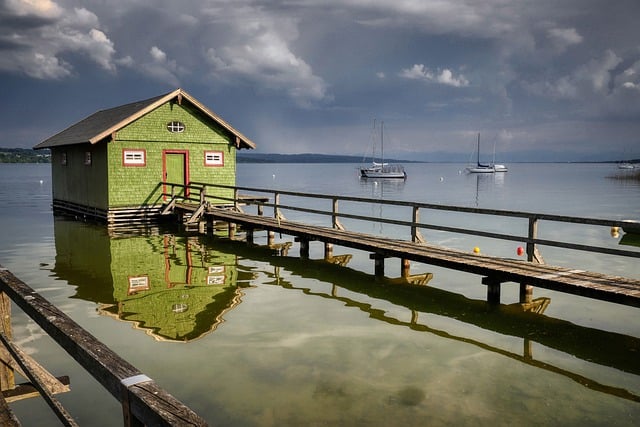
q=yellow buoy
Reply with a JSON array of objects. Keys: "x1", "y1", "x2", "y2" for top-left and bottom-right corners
[{"x1": 473, "y1": 246, "x2": 480, "y2": 254}]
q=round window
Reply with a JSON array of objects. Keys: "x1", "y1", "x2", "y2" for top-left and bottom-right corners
[{"x1": 167, "y1": 121, "x2": 185, "y2": 133}]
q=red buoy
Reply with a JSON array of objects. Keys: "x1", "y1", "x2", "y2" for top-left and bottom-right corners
[{"x1": 516, "y1": 246, "x2": 524, "y2": 256}]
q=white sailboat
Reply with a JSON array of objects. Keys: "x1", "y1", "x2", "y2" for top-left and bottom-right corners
[
  {"x1": 465, "y1": 133, "x2": 508, "y2": 173},
  {"x1": 466, "y1": 133, "x2": 495, "y2": 173},
  {"x1": 360, "y1": 120, "x2": 407, "y2": 179}
]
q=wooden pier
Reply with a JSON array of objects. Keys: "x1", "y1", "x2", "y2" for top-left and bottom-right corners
[{"x1": 165, "y1": 181, "x2": 640, "y2": 308}]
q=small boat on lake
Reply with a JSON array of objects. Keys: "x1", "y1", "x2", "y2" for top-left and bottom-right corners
[
  {"x1": 360, "y1": 120, "x2": 407, "y2": 179},
  {"x1": 465, "y1": 133, "x2": 508, "y2": 173}
]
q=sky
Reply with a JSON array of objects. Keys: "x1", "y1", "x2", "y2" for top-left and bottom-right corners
[{"x1": 2, "y1": 0, "x2": 640, "y2": 162}]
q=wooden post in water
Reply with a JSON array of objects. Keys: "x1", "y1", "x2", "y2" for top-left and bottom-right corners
[
  {"x1": 206, "y1": 216, "x2": 214, "y2": 235},
  {"x1": 401, "y1": 258, "x2": 410, "y2": 278},
  {"x1": 324, "y1": 242, "x2": 333, "y2": 260},
  {"x1": 370, "y1": 253, "x2": 385, "y2": 278},
  {"x1": 482, "y1": 276, "x2": 501, "y2": 304},
  {"x1": 299, "y1": 239, "x2": 310, "y2": 259},
  {"x1": 267, "y1": 230, "x2": 275, "y2": 246},
  {"x1": 246, "y1": 228, "x2": 254, "y2": 244}
]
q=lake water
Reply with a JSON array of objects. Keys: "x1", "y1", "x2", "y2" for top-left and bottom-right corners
[{"x1": 0, "y1": 162, "x2": 639, "y2": 426}]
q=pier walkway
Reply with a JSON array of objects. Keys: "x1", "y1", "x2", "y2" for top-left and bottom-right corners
[{"x1": 165, "y1": 182, "x2": 640, "y2": 308}]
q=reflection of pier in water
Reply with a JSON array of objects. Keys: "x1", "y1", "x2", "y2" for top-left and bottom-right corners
[
  {"x1": 213, "y1": 238, "x2": 640, "y2": 403},
  {"x1": 52, "y1": 218, "x2": 254, "y2": 342},
  {"x1": 50, "y1": 220, "x2": 640, "y2": 401}
]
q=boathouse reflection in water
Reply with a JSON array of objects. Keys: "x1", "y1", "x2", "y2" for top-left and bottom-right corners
[
  {"x1": 52, "y1": 218, "x2": 253, "y2": 342},
  {"x1": 50, "y1": 218, "x2": 640, "y2": 404}
]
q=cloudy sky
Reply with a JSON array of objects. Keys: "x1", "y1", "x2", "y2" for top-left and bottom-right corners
[{"x1": 2, "y1": 0, "x2": 640, "y2": 162}]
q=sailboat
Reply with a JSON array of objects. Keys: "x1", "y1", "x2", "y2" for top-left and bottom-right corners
[
  {"x1": 466, "y1": 133, "x2": 495, "y2": 173},
  {"x1": 360, "y1": 120, "x2": 407, "y2": 179}
]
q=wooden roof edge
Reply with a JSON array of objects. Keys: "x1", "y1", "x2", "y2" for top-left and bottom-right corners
[
  {"x1": 88, "y1": 89, "x2": 182, "y2": 144},
  {"x1": 90, "y1": 88, "x2": 256, "y2": 149},
  {"x1": 177, "y1": 89, "x2": 256, "y2": 150}
]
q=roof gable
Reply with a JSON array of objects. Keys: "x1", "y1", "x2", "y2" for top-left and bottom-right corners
[{"x1": 34, "y1": 89, "x2": 255, "y2": 150}]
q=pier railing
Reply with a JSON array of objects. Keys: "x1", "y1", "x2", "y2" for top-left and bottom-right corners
[{"x1": 164, "y1": 181, "x2": 640, "y2": 264}]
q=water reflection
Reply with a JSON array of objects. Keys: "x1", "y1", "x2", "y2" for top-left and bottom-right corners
[
  {"x1": 209, "y1": 238, "x2": 640, "y2": 402},
  {"x1": 51, "y1": 219, "x2": 640, "y2": 403},
  {"x1": 359, "y1": 177, "x2": 406, "y2": 199},
  {"x1": 52, "y1": 218, "x2": 253, "y2": 342}
]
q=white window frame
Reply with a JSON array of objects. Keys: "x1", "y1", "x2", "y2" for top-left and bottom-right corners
[
  {"x1": 128, "y1": 275, "x2": 150, "y2": 294},
  {"x1": 204, "y1": 150, "x2": 224, "y2": 167},
  {"x1": 123, "y1": 149, "x2": 146, "y2": 166},
  {"x1": 167, "y1": 121, "x2": 185, "y2": 133}
]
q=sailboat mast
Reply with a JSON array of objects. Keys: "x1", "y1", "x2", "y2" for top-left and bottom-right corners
[
  {"x1": 477, "y1": 133, "x2": 480, "y2": 166},
  {"x1": 381, "y1": 120, "x2": 384, "y2": 166}
]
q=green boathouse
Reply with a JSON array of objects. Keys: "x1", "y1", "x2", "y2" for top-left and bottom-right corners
[{"x1": 34, "y1": 88, "x2": 255, "y2": 226}]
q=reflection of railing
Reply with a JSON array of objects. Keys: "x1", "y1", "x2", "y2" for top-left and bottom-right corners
[
  {"x1": 217, "y1": 241, "x2": 639, "y2": 403},
  {"x1": 0, "y1": 266, "x2": 206, "y2": 425}
]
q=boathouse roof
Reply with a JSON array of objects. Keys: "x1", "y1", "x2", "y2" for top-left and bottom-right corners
[{"x1": 34, "y1": 88, "x2": 256, "y2": 150}]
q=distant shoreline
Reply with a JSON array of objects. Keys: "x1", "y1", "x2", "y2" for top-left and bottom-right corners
[{"x1": 1, "y1": 147, "x2": 638, "y2": 166}]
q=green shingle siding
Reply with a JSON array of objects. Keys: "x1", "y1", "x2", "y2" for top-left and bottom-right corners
[
  {"x1": 106, "y1": 101, "x2": 237, "y2": 208},
  {"x1": 51, "y1": 143, "x2": 108, "y2": 209}
]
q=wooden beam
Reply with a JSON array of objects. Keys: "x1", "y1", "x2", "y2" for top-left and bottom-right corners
[{"x1": 0, "y1": 267, "x2": 207, "y2": 426}]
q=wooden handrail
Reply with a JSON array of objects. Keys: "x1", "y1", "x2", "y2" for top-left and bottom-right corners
[
  {"x1": 170, "y1": 181, "x2": 640, "y2": 260},
  {"x1": 0, "y1": 266, "x2": 207, "y2": 426}
]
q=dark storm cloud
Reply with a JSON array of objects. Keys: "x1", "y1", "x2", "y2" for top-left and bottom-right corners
[{"x1": 1, "y1": 0, "x2": 640, "y2": 161}]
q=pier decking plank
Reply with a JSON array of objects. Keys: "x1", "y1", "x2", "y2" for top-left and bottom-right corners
[{"x1": 199, "y1": 206, "x2": 640, "y2": 308}]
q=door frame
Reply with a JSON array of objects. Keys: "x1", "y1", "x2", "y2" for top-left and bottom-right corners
[{"x1": 162, "y1": 150, "x2": 190, "y2": 200}]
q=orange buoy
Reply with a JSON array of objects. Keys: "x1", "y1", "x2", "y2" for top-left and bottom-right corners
[{"x1": 516, "y1": 246, "x2": 524, "y2": 256}]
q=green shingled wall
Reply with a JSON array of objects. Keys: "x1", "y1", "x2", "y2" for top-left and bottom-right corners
[
  {"x1": 51, "y1": 143, "x2": 109, "y2": 209},
  {"x1": 107, "y1": 101, "x2": 237, "y2": 208}
]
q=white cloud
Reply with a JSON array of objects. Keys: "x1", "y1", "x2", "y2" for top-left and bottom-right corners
[
  {"x1": 139, "y1": 46, "x2": 182, "y2": 86},
  {"x1": 6, "y1": 0, "x2": 62, "y2": 18},
  {"x1": 0, "y1": 2, "x2": 117, "y2": 77},
  {"x1": 400, "y1": 64, "x2": 469, "y2": 87},
  {"x1": 547, "y1": 27, "x2": 583, "y2": 53},
  {"x1": 150, "y1": 46, "x2": 167, "y2": 63},
  {"x1": 202, "y1": 5, "x2": 329, "y2": 106}
]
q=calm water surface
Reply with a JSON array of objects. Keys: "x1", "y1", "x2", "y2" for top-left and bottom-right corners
[{"x1": 0, "y1": 162, "x2": 639, "y2": 426}]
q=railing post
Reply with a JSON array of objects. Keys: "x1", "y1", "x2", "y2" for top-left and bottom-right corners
[
  {"x1": 332, "y1": 198, "x2": 344, "y2": 230},
  {"x1": 526, "y1": 216, "x2": 538, "y2": 263},
  {"x1": 274, "y1": 192, "x2": 282, "y2": 221},
  {"x1": 520, "y1": 216, "x2": 540, "y2": 303},
  {"x1": 411, "y1": 206, "x2": 425, "y2": 243},
  {"x1": 200, "y1": 185, "x2": 206, "y2": 205},
  {"x1": 233, "y1": 188, "x2": 239, "y2": 211}
]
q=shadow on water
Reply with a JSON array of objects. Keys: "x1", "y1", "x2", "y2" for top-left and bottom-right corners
[{"x1": 50, "y1": 218, "x2": 640, "y2": 403}]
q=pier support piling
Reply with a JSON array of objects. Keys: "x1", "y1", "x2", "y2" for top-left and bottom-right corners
[
  {"x1": 482, "y1": 276, "x2": 501, "y2": 304},
  {"x1": 370, "y1": 253, "x2": 385, "y2": 278},
  {"x1": 299, "y1": 239, "x2": 310, "y2": 259},
  {"x1": 401, "y1": 258, "x2": 411, "y2": 278},
  {"x1": 324, "y1": 243, "x2": 333, "y2": 260}
]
